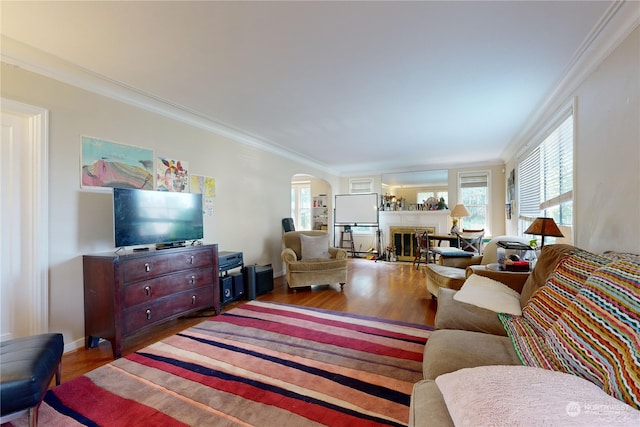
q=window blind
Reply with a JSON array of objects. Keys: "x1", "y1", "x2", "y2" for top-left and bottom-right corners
[
  {"x1": 349, "y1": 178, "x2": 374, "y2": 194},
  {"x1": 518, "y1": 113, "x2": 573, "y2": 224},
  {"x1": 519, "y1": 147, "x2": 541, "y2": 219},
  {"x1": 458, "y1": 171, "x2": 490, "y2": 232},
  {"x1": 460, "y1": 173, "x2": 488, "y2": 188}
]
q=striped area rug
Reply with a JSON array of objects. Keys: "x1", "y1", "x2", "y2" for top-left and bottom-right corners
[{"x1": 14, "y1": 301, "x2": 431, "y2": 426}]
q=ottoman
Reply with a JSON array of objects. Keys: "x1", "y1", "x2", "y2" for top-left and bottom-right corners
[{"x1": 0, "y1": 333, "x2": 64, "y2": 426}]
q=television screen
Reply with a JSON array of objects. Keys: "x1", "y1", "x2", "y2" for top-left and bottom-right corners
[{"x1": 113, "y1": 188, "x2": 203, "y2": 248}]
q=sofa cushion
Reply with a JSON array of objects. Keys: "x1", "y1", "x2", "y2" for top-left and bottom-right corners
[
  {"x1": 522, "y1": 248, "x2": 610, "y2": 334},
  {"x1": 499, "y1": 313, "x2": 560, "y2": 370},
  {"x1": 285, "y1": 258, "x2": 346, "y2": 272},
  {"x1": 519, "y1": 244, "x2": 576, "y2": 305},
  {"x1": 546, "y1": 259, "x2": 640, "y2": 409},
  {"x1": 454, "y1": 274, "x2": 522, "y2": 315},
  {"x1": 467, "y1": 264, "x2": 531, "y2": 293},
  {"x1": 434, "y1": 288, "x2": 507, "y2": 335},
  {"x1": 422, "y1": 329, "x2": 520, "y2": 380},
  {"x1": 409, "y1": 380, "x2": 454, "y2": 427},
  {"x1": 435, "y1": 365, "x2": 640, "y2": 427},
  {"x1": 603, "y1": 251, "x2": 640, "y2": 263},
  {"x1": 299, "y1": 233, "x2": 331, "y2": 260}
]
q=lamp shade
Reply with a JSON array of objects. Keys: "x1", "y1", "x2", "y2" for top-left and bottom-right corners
[
  {"x1": 524, "y1": 217, "x2": 564, "y2": 247},
  {"x1": 450, "y1": 204, "x2": 471, "y2": 218}
]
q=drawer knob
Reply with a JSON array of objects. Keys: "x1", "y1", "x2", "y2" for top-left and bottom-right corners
[
  {"x1": 189, "y1": 255, "x2": 195, "y2": 265},
  {"x1": 190, "y1": 275, "x2": 196, "y2": 285},
  {"x1": 191, "y1": 295, "x2": 196, "y2": 305},
  {"x1": 146, "y1": 309, "x2": 151, "y2": 320},
  {"x1": 145, "y1": 263, "x2": 151, "y2": 272},
  {"x1": 144, "y1": 286, "x2": 151, "y2": 296}
]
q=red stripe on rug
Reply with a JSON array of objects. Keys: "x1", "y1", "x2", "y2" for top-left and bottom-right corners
[
  {"x1": 127, "y1": 352, "x2": 394, "y2": 427},
  {"x1": 49, "y1": 375, "x2": 187, "y2": 427},
  {"x1": 240, "y1": 303, "x2": 429, "y2": 343},
  {"x1": 217, "y1": 313, "x2": 423, "y2": 362}
]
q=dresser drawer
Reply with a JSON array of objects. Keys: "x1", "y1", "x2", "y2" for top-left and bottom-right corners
[
  {"x1": 123, "y1": 285, "x2": 214, "y2": 334},
  {"x1": 122, "y1": 267, "x2": 214, "y2": 307},
  {"x1": 122, "y1": 248, "x2": 213, "y2": 283}
]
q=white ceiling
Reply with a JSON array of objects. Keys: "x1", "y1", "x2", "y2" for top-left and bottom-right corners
[{"x1": 1, "y1": 1, "x2": 615, "y2": 176}]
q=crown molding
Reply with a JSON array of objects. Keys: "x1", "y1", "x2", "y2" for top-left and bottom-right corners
[
  {"x1": 3, "y1": 0, "x2": 636, "y2": 179},
  {"x1": 501, "y1": 0, "x2": 639, "y2": 162},
  {"x1": 1, "y1": 35, "x2": 339, "y2": 176}
]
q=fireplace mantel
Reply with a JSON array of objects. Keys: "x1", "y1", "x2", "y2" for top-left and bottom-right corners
[
  {"x1": 380, "y1": 210, "x2": 451, "y2": 232},
  {"x1": 379, "y1": 210, "x2": 451, "y2": 251}
]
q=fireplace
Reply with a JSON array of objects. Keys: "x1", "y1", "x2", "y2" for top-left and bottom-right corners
[
  {"x1": 390, "y1": 226, "x2": 435, "y2": 261},
  {"x1": 379, "y1": 210, "x2": 451, "y2": 261}
]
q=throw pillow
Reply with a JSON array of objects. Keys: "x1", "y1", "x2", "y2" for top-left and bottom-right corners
[
  {"x1": 545, "y1": 260, "x2": 640, "y2": 409},
  {"x1": 454, "y1": 274, "x2": 522, "y2": 315},
  {"x1": 299, "y1": 233, "x2": 331, "y2": 260},
  {"x1": 522, "y1": 248, "x2": 610, "y2": 334},
  {"x1": 430, "y1": 247, "x2": 473, "y2": 257},
  {"x1": 436, "y1": 365, "x2": 640, "y2": 426}
]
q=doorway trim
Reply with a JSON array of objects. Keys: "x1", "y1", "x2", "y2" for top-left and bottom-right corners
[{"x1": 2, "y1": 98, "x2": 50, "y2": 334}]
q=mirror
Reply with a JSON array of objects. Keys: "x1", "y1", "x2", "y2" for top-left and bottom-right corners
[
  {"x1": 381, "y1": 170, "x2": 448, "y2": 187},
  {"x1": 381, "y1": 169, "x2": 449, "y2": 210}
]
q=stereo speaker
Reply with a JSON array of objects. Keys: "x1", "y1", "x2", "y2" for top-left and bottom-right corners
[
  {"x1": 244, "y1": 265, "x2": 257, "y2": 300},
  {"x1": 254, "y1": 265, "x2": 274, "y2": 296},
  {"x1": 220, "y1": 276, "x2": 234, "y2": 304},
  {"x1": 231, "y1": 272, "x2": 244, "y2": 299},
  {"x1": 244, "y1": 265, "x2": 273, "y2": 300}
]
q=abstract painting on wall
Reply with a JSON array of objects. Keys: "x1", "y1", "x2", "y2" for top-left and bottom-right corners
[
  {"x1": 156, "y1": 157, "x2": 189, "y2": 192},
  {"x1": 81, "y1": 136, "x2": 154, "y2": 190},
  {"x1": 191, "y1": 174, "x2": 216, "y2": 216}
]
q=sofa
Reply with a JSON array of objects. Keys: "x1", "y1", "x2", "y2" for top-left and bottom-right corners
[
  {"x1": 410, "y1": 244, "x2": 640, "y2": 426},
  {"x1": 425, "y1": 235, "x2": 531, "y2": 299},
  {"x1": 281, "y1": 230, "x2": 348, "y2": 289}
]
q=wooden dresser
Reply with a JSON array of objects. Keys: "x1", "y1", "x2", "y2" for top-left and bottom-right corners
[{"x1": 83, "y1": 244, "x2": 219, "y2": 358}]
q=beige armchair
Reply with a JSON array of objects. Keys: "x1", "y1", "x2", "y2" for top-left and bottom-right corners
[
  {"x1": 426, "y1": 235, "x2": 531, "y2": 299},
  {"x1": 281, "y1": 231, "x2": 348, "y2": 289}
]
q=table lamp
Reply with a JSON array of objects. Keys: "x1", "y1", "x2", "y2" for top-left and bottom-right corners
[
  {"x1": 524, "y1": 217, "x2": 564, "y2": 248},
  {"x1": 450, "y1": 204, "x2": 471, "y2": 234}
]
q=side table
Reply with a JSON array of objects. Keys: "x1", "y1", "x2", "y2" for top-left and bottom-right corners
[{"x1": 485, "y1": 263, "x2": 532, "y2": 272}]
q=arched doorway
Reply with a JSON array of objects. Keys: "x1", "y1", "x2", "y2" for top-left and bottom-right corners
[{"x1": 290, "y1": 174, "x2": 332, "y2": 231}]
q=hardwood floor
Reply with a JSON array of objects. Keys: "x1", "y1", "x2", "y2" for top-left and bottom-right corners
[{"x1": 60, "y1": 258, "x2": 437, "y2": 384}]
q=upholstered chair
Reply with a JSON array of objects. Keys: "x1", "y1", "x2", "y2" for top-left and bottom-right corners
[
  {"x1": 281, "y1": 231, "x2": 348, "y2": 289},
  {"x1": 426, "y1": 235, "x2": 531, "y2": 299}
]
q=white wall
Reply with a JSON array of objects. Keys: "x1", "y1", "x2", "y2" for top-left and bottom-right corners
[
  {"x1": 1, "y1": 64, "x2": 338, "y2": 350},
  {"x1": 573, "y1": 26, "x2": 639, "y2": 253},
  {"x1": 505, "y1": 26, "x2": 640, "y2": 254},
  {"x1": 1, "y1": 23, "x2": 637, "y2": 351}
]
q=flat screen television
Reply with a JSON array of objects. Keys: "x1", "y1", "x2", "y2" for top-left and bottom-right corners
[{"x1": 113, "y1": 188, "x2": 203, "y2": 248}]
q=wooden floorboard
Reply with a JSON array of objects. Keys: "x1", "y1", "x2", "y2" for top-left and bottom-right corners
[{"x1": 60, "y1": 258, "x2": 437, "y2": 384}]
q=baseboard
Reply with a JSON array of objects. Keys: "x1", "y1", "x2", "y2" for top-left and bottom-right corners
[{"x1": 64, "y1": 337, "x2": 86, "y2": 354}]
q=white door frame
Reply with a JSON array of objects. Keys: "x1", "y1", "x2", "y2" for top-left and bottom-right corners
[{"x1": 1, "y1": 98, "x2": 49, "y2": 335}]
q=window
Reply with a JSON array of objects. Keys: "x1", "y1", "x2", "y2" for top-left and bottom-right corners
[
  {"x1": 416, "y1": 191, "x2": 448, "y2": 206},
  {"x1": 349, "y1": 178, "x2": 374, "y2": 194},
  {"x1": 458, "y1": 172, "x2": 489, "y2": 232},
  {"x1": 291, "y1": 182, "x2": 311, "y2": 230},
  {"x1": 518, "y1": 111, "x2": 573, "y2": 241}
]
